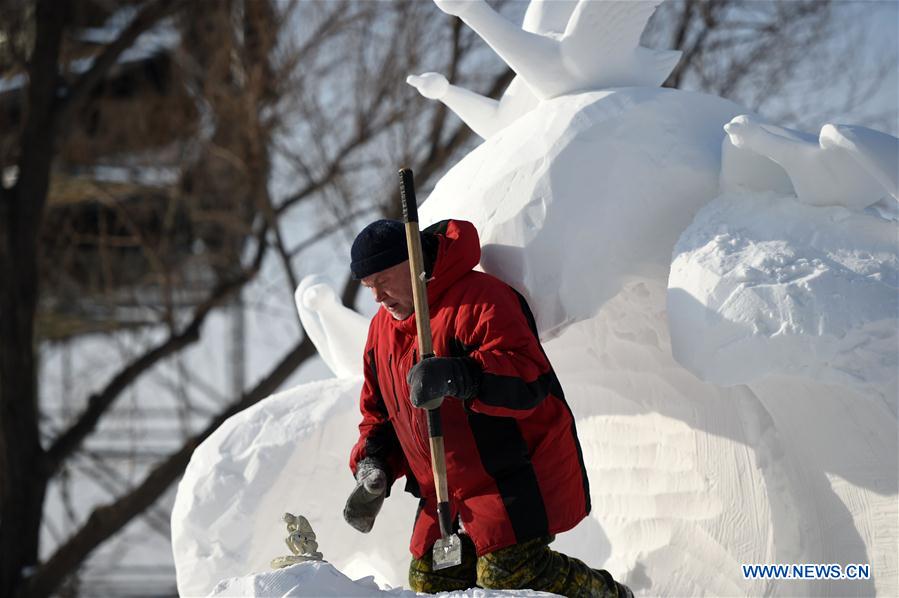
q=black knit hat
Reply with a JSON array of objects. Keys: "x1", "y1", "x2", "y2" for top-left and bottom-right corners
[{"x1": 350, "y1": 219, "x2": 409, "y2": 280}]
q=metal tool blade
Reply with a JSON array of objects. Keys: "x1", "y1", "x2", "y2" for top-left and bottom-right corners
[{"x1": 432, "y1": 533, "x2": 463, "y2": 570}]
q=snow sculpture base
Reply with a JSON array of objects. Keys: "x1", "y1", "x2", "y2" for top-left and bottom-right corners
[
  {"x1": 420, "y1": 87, "x2": 745, "y2": 340},
  {"x1": 270, "y1": 554, "x2": 324, "y2": 569}
]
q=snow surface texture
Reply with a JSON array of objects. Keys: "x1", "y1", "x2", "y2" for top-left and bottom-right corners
[
  {"x1": 669, "y1": 190, "x2": 898, "y2": 394},
  {"x1": 172, "y1": 0, "x2": 898, "y2": 595},
  {"x1": 665, "y1": 172, "x2": 898, "y2": 598},
  {"x1": 208, "y1": 561, "x2": 555, "y2": 597},
  {"x1": 418, "y1": 87, "x2": 745, "y2": 340}
]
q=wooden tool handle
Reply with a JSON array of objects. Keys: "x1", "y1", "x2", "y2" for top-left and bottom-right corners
[
  {"x1": 399, "y1": 168, "x2": 434, "y2": 359},
  {"x1": 399, "y1": 168, "x2": 452, "y2": 538}
]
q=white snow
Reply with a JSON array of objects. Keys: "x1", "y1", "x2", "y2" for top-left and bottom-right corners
[
  {"x1": 208, "y1": 561, "x2": 556, "y2": 597},
  {"x1": 724, "y1": 116, "x2": 898, "y2": 209},
  {"x1": 295, "y1": 275, "x2": 368, "y2": 378},
  {"x1": 668, "y1": 189, "x2": 898, "y2": 395},
  {"x1": 428, "y1": 0, "x2": 680, "y2": 100},
  {"x1": 419, "y1": 87, "x2": 745, "y2": 340},
  {"x1": 407, "y1": 0, "x2": 679, "y2": 139},
  {"x1": 172, "y1": 0, "x2": 898, "y2": 595}
]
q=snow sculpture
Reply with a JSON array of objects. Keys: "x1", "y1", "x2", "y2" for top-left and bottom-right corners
[
  {"x1": 173, "y1": 0, "x2": 898, "y2": 595},
  {"x1": 406, "y1": 0, "x2": 569, "y2": 139},
  {"x1": 664, "y1": 72, "x2": 898, "y2": 598},
  {"x1": 295, "y1": 275, "x2": 368, "y2": 377},
  {"x1": 665, "y1": 187, "x2": 898, "y2": 598},
  {"x1": 271, "y1": 513, "x2": 324, "y2": 569},
  {"x1": 407, "y1": 0, "x2": 680, "y2": 139},
  {"x1": 725, "y1": 114, "x2": 899, "y2": 209},
  {"x1": 420, "y1": 88, "x2": 746, "y2": 339},
  {"x1": 676, "y1": 118, "x2": 898, "y2": 396}
]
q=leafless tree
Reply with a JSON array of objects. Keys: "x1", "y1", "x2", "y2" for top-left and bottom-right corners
[
  {"x1": 648, "y1": 0, "x2": 897, "y2": 133},
  {"x1": 0, "y1": 0, "x2": 509, "y2": 596}
]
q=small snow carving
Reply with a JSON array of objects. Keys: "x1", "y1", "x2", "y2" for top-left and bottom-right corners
[{"x1": 270, "y1": 513, "x2": 324, "y2": 569}]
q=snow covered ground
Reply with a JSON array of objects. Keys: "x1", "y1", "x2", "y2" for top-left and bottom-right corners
[{"x1": 207, "y1": 561, "x2": 556, "y2": 597}]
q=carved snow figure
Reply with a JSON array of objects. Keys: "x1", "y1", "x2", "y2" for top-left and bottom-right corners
[
  {"x1": 406, "y1": 0, "x2": 569, "y2": 139},
  {"x1": 411, "y1": 0, "x2": 741, "y2": 338},
  {"x1": 271, "y1": 513, "x2": 324, "y2": 569},
  {"x1": 295, "y1": 275, "x2": 368, "y2": 378},
  {"x1": 408, "y1": 0, "x2": 681, "y2": 139},
  {"x1": 725, "y1": 114, "x2": 899, "y2": 210}
]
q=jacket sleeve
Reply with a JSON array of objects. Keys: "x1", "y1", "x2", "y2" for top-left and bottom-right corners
[
  {"x1": 461, "y1": 283, "x2": 556, "y2": 419},
  {"x1": 349, "y1": 331, "x2": 408, "y2": 491}
]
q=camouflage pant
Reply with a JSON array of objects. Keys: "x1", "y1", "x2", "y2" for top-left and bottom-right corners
[{"x1": 409, "y1": 534, "x2": 632, "y2": 598}]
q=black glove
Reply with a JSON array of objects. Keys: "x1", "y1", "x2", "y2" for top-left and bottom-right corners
[
  {"x1": 407, "y1": 356, "x2": 480, "y2": 410},
  {"x1": 343, "y1": 458, "x2": 387, "y2": 533}
]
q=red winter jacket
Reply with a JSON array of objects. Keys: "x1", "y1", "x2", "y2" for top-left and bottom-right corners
[{"x1": 350, "y1": 219, "x2": 590, "y2": 559}]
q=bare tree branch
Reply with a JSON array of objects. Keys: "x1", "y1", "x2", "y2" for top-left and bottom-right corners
[
  {"x1": 285, "y1": 206, "x2": 379, "y2": 260},
  {"x1": 45, "y1": 225, "x2": 269, "y2": 475},
  {"x1": 4, "y1": 2, "x2": 546, "y2": 594},
  {"x1": 57, "y1": 0, "x2": 185, "y2": 131},
  {"x1": 25, "y1": 57, "x2": 514, "y2": 593},
  {"x1": 24, "y1": 309, "x2": 320, "y2": 598}
]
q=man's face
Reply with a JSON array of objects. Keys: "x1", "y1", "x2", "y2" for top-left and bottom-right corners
[{"x1": 361, "y1": 261, "x2": 414, "y2": 320}]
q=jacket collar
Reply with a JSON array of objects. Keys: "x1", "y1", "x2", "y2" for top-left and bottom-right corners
[{"x1": 386, "y1": 219, "x2": 480, "y2": 336}]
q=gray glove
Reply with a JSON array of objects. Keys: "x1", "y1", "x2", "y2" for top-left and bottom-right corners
[{"x1": 343, "y1": 458, "x2": 387, "y2": 533}]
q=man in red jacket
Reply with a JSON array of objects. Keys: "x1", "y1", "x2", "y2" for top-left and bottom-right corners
[{"x1": 344, "y1": 218, "x2": 632, "y2": 597}]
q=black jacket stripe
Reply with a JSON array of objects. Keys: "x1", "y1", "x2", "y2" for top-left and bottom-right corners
[
  {"x1": 474, "y1": 289, "x2": 553, "y2": 411},
  {"x1": 366, "y1": 348, "x2": 387, "y2": 417},
  {"x1": 478, "y1": 370, "x2": 552, "y2": 410},
  {"x1": 513, "y1": 290, "x2": 592, "y2": 515},
  {"x1": 467, "y1": 412, "x2": 549, "y2": 543},
  {"x1": 556, "y1": 396, "x2": 591, "y2": 514}
]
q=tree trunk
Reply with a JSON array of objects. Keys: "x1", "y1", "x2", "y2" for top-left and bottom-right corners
[{"x1": 0, "y1": 1, "x2": 66, "y2": 596}]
